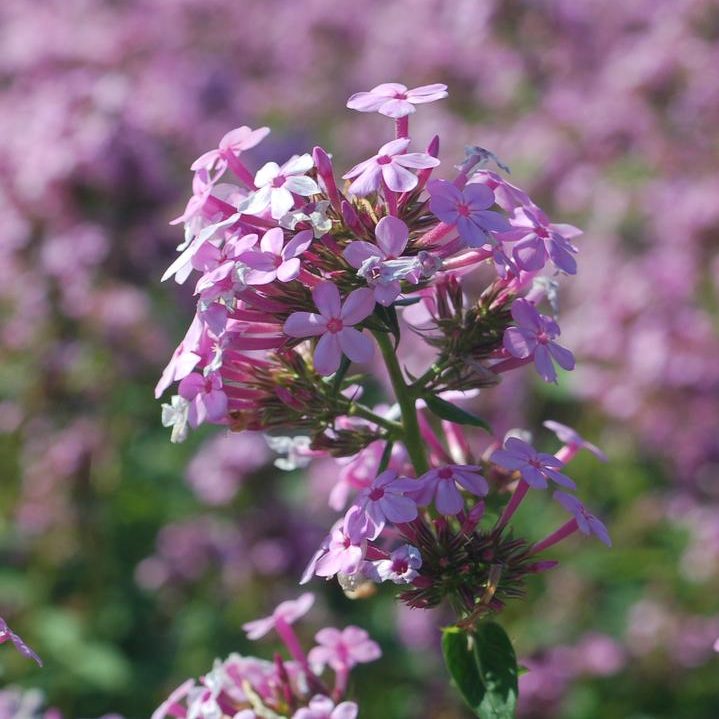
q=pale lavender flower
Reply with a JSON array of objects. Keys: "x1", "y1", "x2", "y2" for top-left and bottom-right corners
[
  {"x1": 284, "y1": 282, "x2": 375, "y2": 376},
  {"x1": 342, "y1": 138, "x2": 439, "y2": 196},
  {"x1": 428, "y1": 179, "x2": 510, "y2": 247},
  {"x1": 293, "y1": 696, "x2": 358, "y2": 719},
  {"x1": 365, "y1": 544, "x2": 422, "y2": 584},
  {"x1": 347, "y1": 82, "x2": 448, "y2": 118},
  {"x1": 311, "y1": 507, "x2": 371, "y2": 579},
  {"x1": 503, "y1": 299, "x2": 575, "y2": 384},
  {"x1": 410, "y1": 465, "x2": 489, "y2": 515},
  {"x1": 177, "y1": 371, "x2": 228, "y2": 427},
  {"x1": 554, "y1": 491, "x2": 612, "y2": 546},
  {"x1": 242, "y1": 592, "x2": 315, "y2": 640},
  {"x1": 308, "y1": 626, "x2": 381, "y2": 673},
  {"x1": 492, "y1": 437, "x2": 575, "y2": 490},
  {"x1": 355, "y1": 470, "x2": 418, "y2": 536},
  {"x1": 239, "y1": 227, "x2": 313, "y2": 284},
  {"x1": 191, "y1": 125, "x2": 270, "y2": 182},
  {"x1": 241, "y1": 154, "x2": 320, "y2": 219}
]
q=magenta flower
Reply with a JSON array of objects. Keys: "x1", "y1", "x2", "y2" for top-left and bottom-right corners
[
  {"x1": 346, "y1": 82, "x2": 448, "y2": 118},
  {"x1": 191, "y1": 125, "x2": 270, "y2": 182},
  {"x1": 554, "y1": 492, "x2": 612, "y2": 546},
  {"x1": 242, "y1": 592, "x2": 315, "y2": 640},
  {"x1": 343, "y1": 216, "x2": 414, "y2": 305},
  {"x1": 365, "y1": 544, "x2": 422, "y2": 585},
  {"x1": 502, "y1": 207, "x2": 581, "y2": 275},
  {"x1": 308, "y1": 626, "x2": 382, "y2": 673},
  {"x1": 410, "y1": 464, "x2": 489, "y2": 515},
  {"x1": 543, "y1": 420, "x2": 608, "y2": 462},
  {"x1": 177, "y1": 371, "x2": 228, "y2": 427},
  {"x1": 342, "y1": 138, "x2": 439, "y2": 196},
  {"x1": 284, "y1": 282, "x2": 375, "y2": 376},
  {"x1": 356, "y1": 470, "x2": 418, "y2": 534},
  {"x1": 0, "y1": 618, "x2": 42, "y2": 666},
  {"x1": 491, "y1": 437, "x2": 576, "y2": 490},
  {"x1": 238, "y1": 227, "x2": 313, "y2": 285},
  {"x1": 307, "y1": 511, "x2": 370, "y2": 581},
  {"x1": 241, "y1": 154, "x2": 320, "y2": 219},
  {"x1": 293, "y1": 696, "x2": 358, "y2": 719},
  {"x1": 428, "y1": 179, "x2": 510, "y2": 247},
  {"x1": 503, "y1": 299, "x2": 575, "y2": 384},
  {"x1": 193, "y1": 232, "x2": 259, "y2": 294}
]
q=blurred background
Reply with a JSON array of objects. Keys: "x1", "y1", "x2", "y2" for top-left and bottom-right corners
[{"x1": 1, "y1": 0, "x2": 718, "y2": 716}]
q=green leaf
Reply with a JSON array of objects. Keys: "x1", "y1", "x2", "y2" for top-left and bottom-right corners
[
  {"x1": 424, "y1": 394, "x2": 492, "y2": 433},
  {"x1": 442, "y1": 623, "x2": 519, "y2": 719},
  {"x1": 474, "y1": 622, "x2": 518, "y2": 718}
]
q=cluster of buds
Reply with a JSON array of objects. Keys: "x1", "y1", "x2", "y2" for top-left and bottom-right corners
[
  {"x1": 153, "y1": 594, "x2": 378, "y2": 719},
  {"x1": 158, "y1": 81, "x2": 610, "y2": 697}
]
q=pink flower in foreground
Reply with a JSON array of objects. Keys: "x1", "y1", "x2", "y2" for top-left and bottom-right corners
[
  {"x1": 239, "y1": 227, "x2": 313, "y2": 285},
  {"x1": 0, "y1": 617, "x2": 42, "y2": 666},
  {"x1": 191, "y1": 125, "x2": 270, "y2": 182},
  {"x1": 491, "y1": 437, "x2": 575, "y2": 490},
  {"x1": 366, "y1": 544, "x2": 422, "y2": 584},
  {"x1": 310, "y1": 506, "x2": 372, "y2": 580},
  {"x1": 177, "y1": 371, "x2": 228, "y2": 427},
  {"x1": 346, "y1": 82, "x2": 448, "y2": 118},
  {"x1": 410, "y1": 465, "x2": 489, "y2": 515},
  {"x1": 241, "y1": 154, "x2": 320, "y2": 219},
  {"x1": 293, "y1": 696, "x2": 358, "y2": 719},
  {"x1": 356, "y1": 470, "x2": 418, "y2": 534},
  {"x1": 284, "y1": 282, "x2": 375, "y2": 375},
  {"x1": 308, "y1": 626, "x2": 381, "y2": 673},
  {"x1": 503, "y1": 299, "x2": 575, "y2": 384},
  {"x1": 428, "y1": 179, "x2": 510, "y2": 247},
  {"x1": 554, "y1": 492, "x2": 612, "y2": 546},
  {"x1": 342, "y1": 139, "x2": 439, "y2": 196},
  {"x1": 242, "y1": 593, "x2": 315, "y2": 640}
]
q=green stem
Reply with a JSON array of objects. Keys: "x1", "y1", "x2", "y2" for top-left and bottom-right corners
[
  {"x1": 374, "y1": 331, "x2": 429, "y2": 475},
  {"x1": 348, "y1": 403, "x2": 403, "y2": 435}
]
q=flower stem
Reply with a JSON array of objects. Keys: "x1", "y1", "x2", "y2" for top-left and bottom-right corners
[
  {"x1": 348, "y1": 403, "x2": 403, "y2": 435},
  {"x1": 373, "y1": 331, "x2": 429, "y2": 475}
]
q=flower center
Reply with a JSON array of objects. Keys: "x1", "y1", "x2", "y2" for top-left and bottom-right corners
[
  {"x1": 438, "y1": 467, "x2": 453, "y2": 480},
  {"x1": 536, "y1": 226, "x2": 549, "y2": 238},
  {"x1": 537, "y1": 331, "x2": 549, "y2": 345},
  {"x1": 392, "y1": 559, "x2": 409, "y2": 574},
  {"x1": 393, "y1": 92, "x2": 408, "y2": 100},
  {"x1": 271, "y1": 174, "x2": 286, "y2": 188},
  {"x1": 369, "y1": 487, "x2": 385, "y2": 501},
  {"x1": 377, "y1": 155, "x2": 393, "y2": 166},
  {"x1": 457, "y1": 202, "x2": 471, "y2": 217},
  {"x1": 326, "y1": 317, "x2": 344, "y2": 333}
]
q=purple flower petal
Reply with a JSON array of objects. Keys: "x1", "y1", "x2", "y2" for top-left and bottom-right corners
[
  {"x1": 374, "y1": 216, "x2": 409, "y2": 257},
  {"x1": 313, "y1": 281, "x2": 342, "y2": 318},
  {"x1": 381, "y1": 162, "x2": 418, "y2": 193},
  {"x1": 338, "y1": 328, "x2": 373, "y2": 364},
  {"x1": 340, "y1": 288, "x2": 375, "y2": 324},
  {"x1": 314, "y1": 332, "x2": 342, "y2": 375},
  {"x1": 284, "y1": 312, "x2": 327, "y2": 337}
]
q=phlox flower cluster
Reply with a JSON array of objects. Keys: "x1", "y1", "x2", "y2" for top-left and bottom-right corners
[
  {"x1": 158, "y1": 83, "x2": 610, "y2": 642},
  {"x1": 153, "y1": 593, "x2": 378, "y2": 719}
]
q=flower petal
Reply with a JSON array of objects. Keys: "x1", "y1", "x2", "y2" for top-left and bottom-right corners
[
  {"x1": 314, "y1": 332, "x2": 342, "y2": 375},
  {"x1": 313, "y1": 281, "x2": 342, "y2": 318},
  {"x1": 340, "y1": 287, "x2": 376, "y2": 324},
  {"x1": 284, "y1": 312, "x2": 327, "y2": 337},
  {"x1": 338, "y1": 327, "x2": 373, "y2": 364}
]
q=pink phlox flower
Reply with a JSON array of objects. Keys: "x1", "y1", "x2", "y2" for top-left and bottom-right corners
[
  {"x1": 308, "y1": 626, "x2": 381, "y2": 673},
  {"x1": 491, "y1": 437, "x2": 576, "y2": 490},
  {"x1": 151, "y1": 679, "x2": 196, "y2": 719},
  {"x1": 170, "y1": 169, "x2": 214, "y2": 226},
  {"x1": 280, "y1": 200, "x2": 333, "y2": 238},
  {"x1": 346, "y1": 82, "x2": 448, "y2": 118},
  {"x1": 239, "y1": 227, "x2": 313, "y2": 285},
  {"x1": 177, "y1": 371, "x2": 228, "y2": 427},
  {"x1": 242, "y1": 592, "x2": 315, "y2": 640},
  {"x1": 155, "y1": 314, "x2": 205, "y2": 397},
  {"x1": 0, "y1": 618, "x2": 42, "y2": 666},
  {"x1": 240, "y1": 154, "x2": 320, "y2": 220},
  {"x1": 428, "y1": 179, "x2": 510, "y2": 247},
  {"x1": 342, "y1": 138, "x2": 439, "y2": 196},
  {"x1": 554, "y1": 491, "x2": 612, "y2": 547},
  {"x1": 355, "y1": 469, "x2": 419, "y2": 536},
  {"x1": 191, "y1": 125, "x2": 270, "y2": 182},
  {"x1": 365, "y1": 544, "x2": 422, "y2": 585},
  {"x1": 284, "y1": 282, "x2": 375, "y2": 376},
  {"x1": 501, "y1": 207, "x2": 581, "y2": 275},
  {"x1": 409, "y1": 464, "x2": 489, "y2": 515},
  {"x1": 344, "y1": 216, "x2": 418, "y2": 305},
  {"x1": 543, "y1": 420, "x2": 608, "y2": 462},
  {"x1": 308, "y1": 507, "x2": 371, "y2": 581},
  {"x1": 292, "y1": 696, "x2": 358, "y2": 719},
  {"x1": 193, "y1": 232, "x2": 258, "y2": 294},
  {"x1": 503, "y1": 299, "x2": 575, "y2": 383}
]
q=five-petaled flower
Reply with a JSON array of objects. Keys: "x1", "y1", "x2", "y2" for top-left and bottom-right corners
[
  {"x1": 410, "y1": 464, "x2": 489, "y2": 515},
  {"x1": 241, "y1": 154, "x2": 320, "y2": 219},
  {"x1": 308, "y1": 626, "x2": 382, "y2": 673},
  {"x1": 242, "y1": 592, "x2": 315, "y2": 640},
  {"x1": 177, "y1": 371, "x2": 228, "y2": 427},
  {"x1": 503, "y1": 299, "x2": 575, "y2": 384},
  {"x1": 428, "y1": 179, "x2": 510, "y2": 247},
  {"x1": 346, "y1": 82, "x2": 448, "y2": 118},
  {"x1": 190, "y1": 125, "x2": 270, "y2": 183},
  {"x1": 554, "y1": 491, "x2": 612, "y2": 546},
  {"x1": 343, "y1": 138, "x2": 439, "y2": 196},
  {"x1": 491, "y1": 437, "x2": 576, "y2": 490},
  {"x1": 239, "y1": 227, "x2": 313, "y2": 285},
  {"x1": 355, "y1": 470, "x2": 418, "y2": 536},
  {"x1": 284, "y1": 282, "x2": 375, "y2": 376},
  {"x1": 365, "y1": 544, "x2": 422, "y2": 585}
]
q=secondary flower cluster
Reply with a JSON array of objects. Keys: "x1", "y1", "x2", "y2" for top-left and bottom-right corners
[
  {"x1": 152, "y1": 593, "x2": 378, "y2": 719},
  {"x1": 158, "y1": 82, "x2": 609, "y2": 627}
]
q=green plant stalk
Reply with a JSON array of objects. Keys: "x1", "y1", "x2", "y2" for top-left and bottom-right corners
[
  {"x1": 373, "y1": 331, "x2": 429, "y2": 475},
  {"x1": 348, "y1": 403, "x2": 403, "y2": 436}
]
